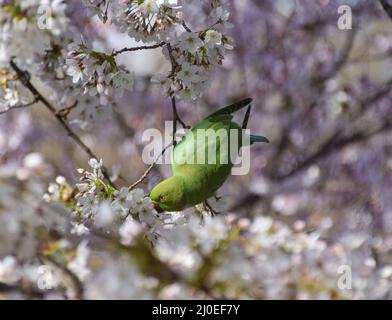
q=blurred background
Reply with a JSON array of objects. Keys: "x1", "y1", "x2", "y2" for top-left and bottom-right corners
[{"x1": 2, "y1": 0, "x2": 392, "y2": 299}]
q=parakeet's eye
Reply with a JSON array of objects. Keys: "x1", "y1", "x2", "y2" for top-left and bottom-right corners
[{"x1": 159, "y1": 195, "x2": 165, "y2": 201}]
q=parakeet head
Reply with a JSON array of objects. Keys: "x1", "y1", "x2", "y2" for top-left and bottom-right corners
[{"x1": 149, "y1": 176, "x2": 187, "y2": 212}]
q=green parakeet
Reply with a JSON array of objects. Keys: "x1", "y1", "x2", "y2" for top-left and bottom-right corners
[{"x1": 149, "y1": 98, "x2": 269, "y2": 212}]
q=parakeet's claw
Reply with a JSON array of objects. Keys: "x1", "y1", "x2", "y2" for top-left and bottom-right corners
[
  {"x1": 194, "y1": 201, "x2": 220, "y2": 220},
  {"x1": 203, "y1": 200, "x2": 220, "y2": 216}
]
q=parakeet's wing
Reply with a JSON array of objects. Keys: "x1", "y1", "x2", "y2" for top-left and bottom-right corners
[
  {"x1": 172, "y1": 113, "x2": 234, "y2": 175},
  {"x1": 172, "y1": 98, "x2": 252, "y2": 174}
]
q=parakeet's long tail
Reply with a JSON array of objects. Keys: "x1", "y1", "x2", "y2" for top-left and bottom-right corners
[
  {"x1": 206, "y1": 98, "x2": 269, "y2": 145},
  {"x1": 250, "y1": 134, "x2": 270, "y2": 144},
  {"x1": 208, "y1": 98, "x2": 253, "y2": 118},
  {"x1": 242, "y1": 105, "x2": 251, "y2": 129}
]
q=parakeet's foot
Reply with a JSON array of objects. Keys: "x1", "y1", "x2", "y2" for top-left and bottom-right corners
[{"x1": 203, "y1": 200, "x2": 220, "y2": 216}]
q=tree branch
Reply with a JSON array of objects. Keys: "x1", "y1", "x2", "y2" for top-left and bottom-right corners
[
  {"x1": 9, "y1": 58, "x2": 117, "y2": 188},
  {"x1": 166, "y1": 43, "x2": 189, "y2": 147},
  {"x1": 112, "y1": 42, "x2": 166, "y2": 57},
  {"x1": 381, "y1": 0, "x2": 392, "y2": 20},
  {"x1": 181, "y1": 20, "x2": 192, "y2": 32},
  {"x1": 0, "y1": 98, "x2": 39, "y2": 115},
  {"x1": 315, "y1": 28, "x2": 358, "y2": 84},
  {"x1": 102, "y1": 0, "x2": 112, "y2": 24},
  {"x1": 273, "y1": 80, "x2": 392, "y2": 181},
  {"x1": 128, "y1": 142, "x2": 172, "y2": 191}
]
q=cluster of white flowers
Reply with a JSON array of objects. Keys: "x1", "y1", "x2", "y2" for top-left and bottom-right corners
[
  {"x1": 1, "y1": 0, "x2": 234, "y2": 131},
  {"x1": 83, "y1": 214, "x2": 392, "y2": 299},
  {"x1": 0, "y1": 0, "x2": 69, "y2": 111},
  {"x1": 0, "y1": 1, "x2": 130, "y2": 130},
  {"x1": 0, "y1": 152, "x2": 391, "y2": 299},
  {"x1": 152, "y1": 4, "x2": 233, "y2": 101},
  {"x1": 0, "y1": 242, "x2": 90, "y2": 299},
  {"x1": 37, "y1": 157, "x2": 392, "y2": 299},
  {"x1": 66, "y1": 43, "x2": 135, "y2": 105},
  {"x1": 34, "y1": 40, "x2": 135, "y2": 129},
  {"x1": 0, "y1": 0, "x2": 68, "y2": 64},
  {"x1": 0, "y1": 68, "x2": 23, "y2": 110},
  {"x1": 156, "y1": 27, "x2": 232, "y2": 100},
  {"x1": 0, "y1": 1, "x2": 88, "y2": 128},
  {"x1": 44, "y1": 158, "x2": 174, "y2": 243},
  {"x1": 74, "y1": 160, "x2": 154, "y2": 229},
  {"x1": 83, "y1": 0, "x2": 234, "y2": 101},
  {"x1": 82, "y1": 0, "x2": 110, "y2": 22},
  {"x1": 112, "y1": 0, "x2": 182, "y2": 42}
]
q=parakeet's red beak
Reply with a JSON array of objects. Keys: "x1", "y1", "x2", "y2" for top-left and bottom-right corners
[
  {"x1": 146, "y1": 193, "x2": 164, "y2": 213},
  {"x1": 152, "y1": 201, "x2": 164, "y2": 213}
]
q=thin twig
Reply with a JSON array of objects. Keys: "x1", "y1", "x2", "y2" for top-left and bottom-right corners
[
  {"x1": 9, "y1": 58, "x2": 117, "y2": 188},
  {"x1": 102, "y1": 0, "x2": 112, "y2": 23},
  {"x1": 166, "y1": 43, "x2": 179, "y2": 71},
  {"x1": 0, "y1": 98, "x2": 38, "y2": 115},
  {"x1": 167, "y1": 43, "x2": 180, "y2": 146},
  {"x1": 315, "y1": 28, "x2": 358, "y2": 84},
  {"x1": 166, "y1": 43, "x2": 189, "y2": 147},
  {"x1": 171, "y1": 99, "x2": 178, "y2": 146},
  {"x1": 112, "y1": 42, "x2": 166, "y2": 57},
  {"x1": 128, "y1": 142, "x2": 172, "y2": 191},
  {"x1": 273, "y1": 80, "x2": 392, "y2": 181},
  {"x1": 171, "y1": 96, "x2": 188, "y2": 127},
  {"x1": 56, "y1": 100, "x2": 78, "y2": 119},
  {"x1": 232, "y1": 117, "x2": 392, "y2": 211},
  {"x1": 181, "y1": 20, "x2": 192, "y2": 32},
  {"x1": 381, "y1": 0, "x2": 392, "y2": 20}
]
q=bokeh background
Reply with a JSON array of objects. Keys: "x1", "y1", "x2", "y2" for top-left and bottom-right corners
[{"x1": 2, "y1": 0, "x2": 392, "y2": 299}]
